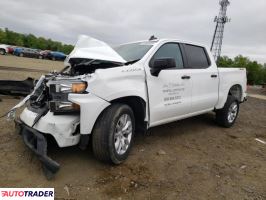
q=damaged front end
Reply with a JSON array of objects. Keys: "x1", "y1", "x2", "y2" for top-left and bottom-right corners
[{"x1": 10, "y1": 74, "x2": 85, "y2": 179}]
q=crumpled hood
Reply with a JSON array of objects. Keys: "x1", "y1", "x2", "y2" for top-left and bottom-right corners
[{"x1": 67, "y1": 35, "x2": 126, "y2": 63}]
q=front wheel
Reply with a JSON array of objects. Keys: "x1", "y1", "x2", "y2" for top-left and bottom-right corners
[
  {"x1": 0, "y1": 49, "x2": 6, "y2": 55},
  {"x1": 216, "y1": 96, "x2": 239, "y2": 128},
  {"x1": 92, "y1": 104, "x2": 135, "y2": 164}
]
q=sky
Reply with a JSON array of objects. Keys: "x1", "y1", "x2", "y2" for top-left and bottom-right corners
[{"x1": 0, "y1": 0, "x2": 265, "y2": 63}]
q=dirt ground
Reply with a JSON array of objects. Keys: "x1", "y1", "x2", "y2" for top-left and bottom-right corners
[{"x1": 0, "y1": 55, "x2": 265, "y2": 200}]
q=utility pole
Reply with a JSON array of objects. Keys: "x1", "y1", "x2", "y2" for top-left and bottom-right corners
[{"x1": 211, "y1": 0, "x2": 230, "y2": 62}]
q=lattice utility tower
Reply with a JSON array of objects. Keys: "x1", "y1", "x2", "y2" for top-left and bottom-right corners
[{"x1": 211, "y1": 0, "x2": 230, "y2": 62}]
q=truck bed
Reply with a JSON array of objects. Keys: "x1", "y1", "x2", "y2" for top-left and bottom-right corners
[{"x1": 216, "y1": 67, "x2": 247, "y2": 109}]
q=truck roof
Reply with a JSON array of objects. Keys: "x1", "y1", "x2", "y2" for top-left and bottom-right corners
[{"x1": 118, "y1": 38, "x2": 209, "y2": 49}]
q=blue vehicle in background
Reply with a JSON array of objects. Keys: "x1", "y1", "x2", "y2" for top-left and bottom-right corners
[
  {"x1": 13, "y1": 48, "x2": 23, "y2": 56},
  {"x1": 13, "y1": 48, "x2": 41, "y2": 58},
  {"x1": 47, "y1": 51, "x2": 66, "y2": 61}
]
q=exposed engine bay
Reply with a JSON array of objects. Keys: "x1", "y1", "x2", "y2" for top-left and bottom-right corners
[
  {"x1": 18, "y1": 33, "x2": 128, "y2": 115},
  {"x1": 66, "y1": 58, "x2": 123, "y2": 76},
  {"x1": 26, "y1": 57, "x2": 125, "y2": 120}
]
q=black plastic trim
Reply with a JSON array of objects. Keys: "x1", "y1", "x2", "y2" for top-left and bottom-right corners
[{"x1": 15, "y1": 119, "x2": 60, "y2": 179}]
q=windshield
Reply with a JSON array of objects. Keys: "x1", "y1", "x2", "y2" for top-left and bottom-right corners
[{"x1": 113, "y1": 42, "x2": 154, "y2": 62}]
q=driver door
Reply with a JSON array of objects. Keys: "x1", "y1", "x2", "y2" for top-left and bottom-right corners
[{"x1": 145, "y1": 43, "x2": 192, "y2": 127}]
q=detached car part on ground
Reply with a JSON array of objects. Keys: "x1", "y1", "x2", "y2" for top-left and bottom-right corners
[
  {"x1": 0, "y1": 77, "x2": 34, "y2": 96},
  {"x1": 7, "y1": 35, "x2": 247, "y2": 179}
]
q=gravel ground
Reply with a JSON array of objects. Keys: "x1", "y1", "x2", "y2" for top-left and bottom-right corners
[{"x1": 0, "y1": 55, "x2": 265, "y2": 200}]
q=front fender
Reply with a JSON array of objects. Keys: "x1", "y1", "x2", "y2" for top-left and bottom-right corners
[
  {"x1": 68, "y1": 93, "x2": 111, "y2": 134},
  {"x1": 84, "y1": 65, "x2": 147, "y2": 102}
]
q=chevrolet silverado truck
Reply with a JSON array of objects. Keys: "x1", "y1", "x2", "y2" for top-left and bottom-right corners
[{"x1": 9, "y1": 35, "x2": 247, "y2": 177}]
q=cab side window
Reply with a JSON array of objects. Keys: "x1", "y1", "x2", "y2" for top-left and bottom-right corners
[
  {"x1": 151, "y1": 43, "x2": 184, "y2": 69},
  {"x1": 184, "y1": 44, "x2": 210, "y2": 69}
]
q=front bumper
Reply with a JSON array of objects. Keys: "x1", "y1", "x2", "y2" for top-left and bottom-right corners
[
  {"x1": 15, "y1": 119, "x2": 60, "y2": 179},
  {"x1": 20, "y1": 108, "x2": 80, "y2": 147}
]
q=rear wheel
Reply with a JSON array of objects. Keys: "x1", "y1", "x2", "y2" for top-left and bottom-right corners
[
  {"x1": 19, "y1": 53, "x2": 24, "y2": 57},
  {"x1": 92, "y1": 104, "x2": 135, "y2": 164},
  {"x1": 52, "y1": 57, "x2": 56, "y2": 61},
  {"x1": 216, "y1": 96, "x2": 239, "y2": 128}
]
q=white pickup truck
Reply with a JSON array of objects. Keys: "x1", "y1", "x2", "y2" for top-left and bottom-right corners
[{"x1": 12, "y1": 35, "x2": 247, "y2": 177}]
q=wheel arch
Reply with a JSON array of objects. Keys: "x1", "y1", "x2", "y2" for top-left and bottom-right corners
[
  {"x1": 216, "y1": 83, "x2": 243, "y2": 110},
  {"x1": 228, "y1": 84, "x2": 243, "y2": 102},
  {"x1": 110, "y1": 96, "x2": 147, "y2": 133},
  {"x1": 85, "y1": 95, "x2": 147, "y2": 149}
]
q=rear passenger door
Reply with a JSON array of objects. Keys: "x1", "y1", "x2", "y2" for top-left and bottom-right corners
[{"x1": 182, "y1": 44, "x2": 219, "y2": 113}]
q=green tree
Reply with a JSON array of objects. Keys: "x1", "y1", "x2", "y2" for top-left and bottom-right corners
[
  {"x1": 0, "y1": 27, "x2": 74, "y2": 54},
  {"x1": 0, "y1": 29, "x2": 7, "y2": 43},
  {"x1": 217, "y1": 55, "x2": 266, "y2": 85},
  {"x1": 217, "y1": 56, "x2": 233, "y2": 67}
]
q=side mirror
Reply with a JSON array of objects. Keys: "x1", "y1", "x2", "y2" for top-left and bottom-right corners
[{"x1": 150, "y1": 58, "x2": 176, "y2": 76}]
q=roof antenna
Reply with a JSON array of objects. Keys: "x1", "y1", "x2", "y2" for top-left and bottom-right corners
[{"x1": 149, "y1": 35, "x2": 157, "y2": 41}]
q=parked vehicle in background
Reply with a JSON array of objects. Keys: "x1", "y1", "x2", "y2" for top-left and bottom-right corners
[
  {"x1": 0, "y1": 44, "x2": 9, "y2": 55},
  {"x1": 7, "y1": 46, "x2": 15, "y2": 54},
  {"x1": 39, "y1": 50, "x2": 51, "y2": 59},
  {"x1": 14, "y1": 48, "x2": 41, "y2": 59},
  {"x1": 47, "y1": 51, "x2": 66, "y2": 61},
  {"x1": 13, "y1": 47, "x2": 23, "y2": 56}
]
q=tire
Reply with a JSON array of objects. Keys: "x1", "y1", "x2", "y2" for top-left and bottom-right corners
[
  {"x1": 0, "y1": 49, "x2": 6, "y2": 55},
  {"x1": 216, "y1": 96, "x2": 239, "y2": 128},
  {"x1": 19, "y1": 53, "x2": 24, "y2": 57},
  {"x1": 92, "y1": 104, "x2": 135, "y2": 164}
]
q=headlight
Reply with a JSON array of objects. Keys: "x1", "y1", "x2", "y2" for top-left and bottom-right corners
[
  {"x1": 49, "y1": 101, "x2": 80, "y2": 114},
  {"x1": 72, "y1": 82, "x2": 87, "y2": 93},
  {"x1": 56, "y1": 82, "x2": 87, "y2": 93},
  {"x1": 49, "y1": 81, "x2": 87, "y2": 114}
]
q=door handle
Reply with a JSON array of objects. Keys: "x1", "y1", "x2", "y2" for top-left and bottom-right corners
[
  {"x1": 211, "y1": 74, "x2": 218, "y2": 78},
  {"x1": 181, "y1": 75, "x2": 190, "y2": 80}
]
